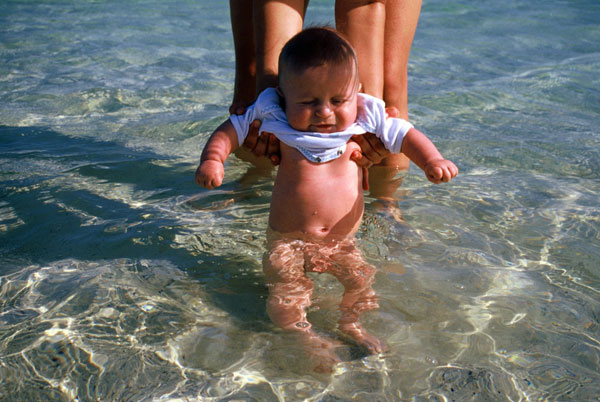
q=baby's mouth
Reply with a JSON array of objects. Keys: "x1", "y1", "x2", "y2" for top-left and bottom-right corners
[{"x1": 311, "y1": 123, "x2": 336, "y2": 132}]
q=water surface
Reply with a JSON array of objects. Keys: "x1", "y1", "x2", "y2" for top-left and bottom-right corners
[{"x1": 1, "y1": 0, "x2": 599, "y2": 400}]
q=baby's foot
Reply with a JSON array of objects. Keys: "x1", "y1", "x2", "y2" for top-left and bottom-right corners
[
  {"x1": 338, "y1": 322, "x2": 387, "y2": 355},
  {"x1": 380, "y1": 261, "x2": 406, "y2": 275},
  {"x1": 301, "y1": 331, "x2": 343, "y2": 373}
]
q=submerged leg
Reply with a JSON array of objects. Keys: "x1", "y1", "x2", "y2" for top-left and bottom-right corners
[
  {"x1": 263, "y1": 239, "x2": 341, "y2": 372},
  {"x1": 263, "y1": 240, "x2": 313, "y2": 330},
  {"x1": 327, "y1": 241, "x2": 385, "y2": 354}
]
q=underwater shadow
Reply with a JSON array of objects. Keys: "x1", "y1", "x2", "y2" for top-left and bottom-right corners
[{"x1": 0, "y1": 125, "x2": 269, "y2": 329}]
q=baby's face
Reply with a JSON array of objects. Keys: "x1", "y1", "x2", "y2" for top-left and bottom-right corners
[{"x1": 278, "y1": 62, "x2": 358, "y2": 133}]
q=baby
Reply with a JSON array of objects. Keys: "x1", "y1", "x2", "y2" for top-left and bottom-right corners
[{"x1": 196, "y1": 27, "x2": 458, "y2": 371}]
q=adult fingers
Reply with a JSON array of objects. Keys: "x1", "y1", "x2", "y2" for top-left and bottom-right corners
[
  {"x1": 350, "y1": 149, "x2": 373, "y2": 169},
  {"x1": 362, "y1": 166, "x2": 370, "y2": 191},
  {"x1": 364, "y1": 132, "x2": 390, "y2": 157},
  {"x1": 265, "y1": 133, "x2": 281, "y2": 164},
  {"x1": 385, "y1": 106, "x2": 400, "y2": 118},
  {"x1": 242, "y1": 120, "x2": 261, "y2": 150},
  {"x1": 252, "y1": 129, "x2": 269, "y2": 157},
  {"x1": 352, "y1": 133, "x2": 389, "y2": 164}
]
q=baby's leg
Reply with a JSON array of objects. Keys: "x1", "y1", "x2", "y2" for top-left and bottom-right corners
[
  {"x1": 263, "y1": 239, "x2": 342, "y2": 372},
  {"x1": 328, "y1": 241, "x2": 385, "y2": 354},
  {"x1": 263, "y1": 240, "x2": 313, "y2": 331}
]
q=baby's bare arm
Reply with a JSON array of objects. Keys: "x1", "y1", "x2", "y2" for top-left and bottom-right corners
[
  {"x1": 401, "y1": 128, "x2": 458, "y2": 184},
  {"x1": 195, "y1": 120, "x2": 239, "y2": 189}
]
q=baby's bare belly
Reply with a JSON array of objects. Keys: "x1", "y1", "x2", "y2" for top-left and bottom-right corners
[{"x1": 268, "y1": 147, "x2": 364, "y2": 240}]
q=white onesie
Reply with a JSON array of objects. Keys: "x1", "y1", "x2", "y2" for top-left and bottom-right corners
[{"x1": 229, "y1": 88, "x2": 414, "y2": 163}]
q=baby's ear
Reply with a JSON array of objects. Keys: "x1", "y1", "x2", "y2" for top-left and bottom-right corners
[{"x1": 276, "y1": 87, "x2": 286, "y2": 109}]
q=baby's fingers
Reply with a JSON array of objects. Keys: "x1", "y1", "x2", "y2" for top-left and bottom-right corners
[
  {"x1": 203, "y1": 178, "x2": 215, "y2": 190},
  {"x1": 427, "y1": 167, "x2": 444, "y2": 184},
  {"x1": 441, "y1": 168, "x2": 453, "y2": 183},
  {"x1": 196, "y1": 174, "x2": 214, "y2": 189},
  {"x1": 448, "y1": 162, "x2": 459, "y2": 179},
  {"x1": 440, "y1": 161, "x2": 459, "y2": 182},
  {"x1": 204, "y1": 177, "x2": 222, "y2": 190},
  {"x1": 426, "y1": 160, "x2": 459, "y2": 184}
]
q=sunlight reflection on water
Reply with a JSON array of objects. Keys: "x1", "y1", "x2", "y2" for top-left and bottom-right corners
[{"x1": 1, "y1": 0, "x2": 599, "y2": 400}]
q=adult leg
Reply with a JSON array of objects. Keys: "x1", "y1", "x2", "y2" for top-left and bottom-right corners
[
  {"x1": 383, "y1": 0, "x2": 422, "y2": 120},
  {"x1": 335, "y1": 0, "x2": 409, "y2": 199},
  {"x1": 232, "y1": 0, "x2": 307, "y2": 168},
  {"x1": 367, "y1": 0, "x2": 422, "y2": 191},
  {"x1": 229, "y1": 0, "x2": 257, "y2": 114},
  {"x1": 253, "y1": 0, "x2": 309, "y2": 93},
  {"x1": 335, "y1": 0, "x2": 385, "y2": 98}
]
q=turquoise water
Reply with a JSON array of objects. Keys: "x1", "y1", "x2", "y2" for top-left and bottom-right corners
[{"x1": 1, "y1": 0, "x2": 599, "y2": 400}]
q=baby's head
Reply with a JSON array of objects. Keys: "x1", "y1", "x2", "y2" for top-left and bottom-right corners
[{"x1": 277, "y1": 27, "x2": 360, "y2": 133}]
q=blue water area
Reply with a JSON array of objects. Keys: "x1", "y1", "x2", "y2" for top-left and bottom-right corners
[{"x1": 1, "y1": 0, "x2": 599, "y2": 400}]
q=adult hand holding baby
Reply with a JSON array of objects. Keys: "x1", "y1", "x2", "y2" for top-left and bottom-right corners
[{"x1": 240, "y1": 120, "x2": 281, "y2": 166}]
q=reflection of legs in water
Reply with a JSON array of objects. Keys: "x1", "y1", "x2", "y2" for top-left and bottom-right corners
[
  {"x1": 263, "y1": 238, "x2": 342, "y2": 373},
  {"x1": 368, "y1": 166, "x2": 406, "y2": 223},
  {"x1": 308, "y1": 239, "x2": 385, "y2": 354},
  {"x1": 367, "y1": 165, "x2": 405, "y2": 201},
  {"x1": 234, "y1": 148, "x2": 276, "y2": 186}
]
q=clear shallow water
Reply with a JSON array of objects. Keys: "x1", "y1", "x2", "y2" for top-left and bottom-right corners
[{"x1": 1, "y1": 0, "x2": 599, "y2": 400}]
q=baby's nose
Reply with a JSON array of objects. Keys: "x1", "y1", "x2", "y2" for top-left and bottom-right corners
[{"x1": 315, "y1": 103, "x2": 333, "y2": 117}]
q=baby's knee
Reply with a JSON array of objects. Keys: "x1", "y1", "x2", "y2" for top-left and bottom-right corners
[{"x1": 342, "y1": 263, "x2": 377, "y2": 288}]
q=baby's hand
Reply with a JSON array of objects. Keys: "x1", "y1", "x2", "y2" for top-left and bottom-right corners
[
  {"x1": 424, "y1": 159, "x2": 458, "y2": 184},
  {"x1": 195, "y1": 160, "x2": 225, "y2": 189}
]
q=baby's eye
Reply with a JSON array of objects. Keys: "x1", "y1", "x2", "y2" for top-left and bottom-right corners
[{"x1": 331, "y1": 98, "x2": 346, "y2": 105}]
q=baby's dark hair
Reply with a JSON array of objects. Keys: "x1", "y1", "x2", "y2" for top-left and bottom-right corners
[{"x1": 278, "y1": 26, "x2": 358, "y2": 81}]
